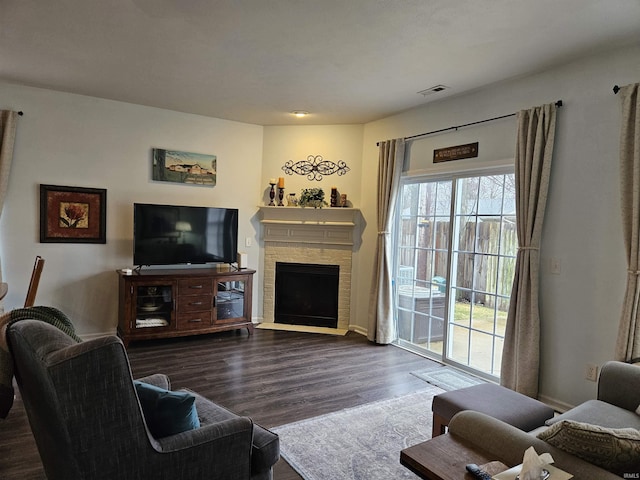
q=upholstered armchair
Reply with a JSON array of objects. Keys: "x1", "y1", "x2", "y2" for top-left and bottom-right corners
[{"x1": 7, "y1": 319, "x2": 279, "y2": 480}]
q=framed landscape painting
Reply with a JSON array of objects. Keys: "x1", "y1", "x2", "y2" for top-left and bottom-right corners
[
  {"x1": 39, "y1": 184, "x2": 107, "y2": 243},
  {"x1": 152, "y1": 148, "x2": 217, "y2": 187}
]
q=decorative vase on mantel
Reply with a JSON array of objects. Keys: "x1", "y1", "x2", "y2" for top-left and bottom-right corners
[{"x1": 287, "y1": 193, "x2": 298, "y2": 207}]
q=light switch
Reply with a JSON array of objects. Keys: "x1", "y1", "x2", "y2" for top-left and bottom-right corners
[{"x1": 549, "y1": 257, "x2": 561, "y2": 275}]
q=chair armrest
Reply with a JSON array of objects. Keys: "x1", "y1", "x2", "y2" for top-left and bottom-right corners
[
  {"x1": 449, "y1": 411, "x2": 550, "y2": 466},
  {"x1": 155, "y1": 416, "x2": 253, "y2": 452},
  {"x1": 134, "y1": 373, "x2": 171, "y2": 390},
  {"x1": 597, "y1": 361, "x2": 640, "y2": 411},
  {"x1": 125, "y1": 417, "x2": 255, "y2": 479}
]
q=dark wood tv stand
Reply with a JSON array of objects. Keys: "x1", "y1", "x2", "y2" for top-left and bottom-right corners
[{"x1": 117, "y1": 267, "x2": 255, "y2": 347}]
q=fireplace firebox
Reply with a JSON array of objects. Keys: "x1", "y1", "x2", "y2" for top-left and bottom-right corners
[{"x1": 274, "y1": 262, "x2": 339, "y2": 328}]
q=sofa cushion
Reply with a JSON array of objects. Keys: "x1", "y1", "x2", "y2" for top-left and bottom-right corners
[
  {"x1": 134, "y1": 381, "x2": 200, "y2": 438},
  {"x1": 545, "y1": 399, "x2": 640, "y2": 430},
  {"x1": 537, "y1": 419, "x2": 640, "y2": 475}
]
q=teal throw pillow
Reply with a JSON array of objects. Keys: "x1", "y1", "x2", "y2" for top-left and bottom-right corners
[{"x1": 134, "y1": 381, "x2": 200, "y2": 438}]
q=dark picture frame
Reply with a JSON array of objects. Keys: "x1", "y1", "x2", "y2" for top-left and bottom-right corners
[{"x1": 39, "y1": 184, "x2": 107, "y2": 243}]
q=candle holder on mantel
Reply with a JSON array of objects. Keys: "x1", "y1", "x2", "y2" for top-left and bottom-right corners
[
  {"x1": 278, "y1": 188, "x2": 285, "y2": 206},
  {"x1": 268, "y1": 182, "x2": 276, "y2": 206}
]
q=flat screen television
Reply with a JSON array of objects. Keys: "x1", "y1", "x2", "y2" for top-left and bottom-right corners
[{"x1": 133, "y1": 203, "x2": 238, "y2": 266}]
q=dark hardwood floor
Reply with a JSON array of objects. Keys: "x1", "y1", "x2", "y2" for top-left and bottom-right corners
[{"x1": 0, "y1": 328, "x2": 441, "y2": 479}]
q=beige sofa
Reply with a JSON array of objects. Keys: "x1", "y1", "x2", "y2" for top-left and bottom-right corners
[{"x1": 448, "y1": 361, "x2": 640, "y2": 478}]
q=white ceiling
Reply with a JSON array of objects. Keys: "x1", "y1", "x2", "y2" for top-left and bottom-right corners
[{"x1": 2, "y1": 0, "x2": 639, "y2": 126}]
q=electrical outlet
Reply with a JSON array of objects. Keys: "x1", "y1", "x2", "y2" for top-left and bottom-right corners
[
  {"x1": 549, "y1": 257, "x2": 561, "y2": 275},
  {"x1": 585, "y1": 363, "x2": 599, "y2": 382}
]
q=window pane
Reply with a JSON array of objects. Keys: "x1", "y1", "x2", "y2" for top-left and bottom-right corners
[
  {"x1": 451, "y1": 288, "x2": 471, "y2": 328},
  {"x1": 433, "y1": 217, "x2": 450, "y2": 251},
  {"x1": 495, "y1": 304, "x2": 508, "y2": 337},
  {"x1": 492, "y1": 337, "x2": 504, "y2": 376},
  {"x1": 418, "y1": 182, "x2": 436, "y2": 216},
  {"x1": 478, "y1": 175, "x2": 505, "y2": 215},
  {"x1": 469, "y1": 299, "x2": 495, "y2": 334},
  {"x1": 500, "y1": 216, "x2": 517, "y2": 256},
  {"x1": 399, "y1": 216, "x2": 417, "y2": 246},
  {"x1": 502, "y1": 175, "x2": 516, "y2": 215},
  {"x1": 417, "y1": 219, "x2": 433, "y2": 249},
  {"x1": 456, "y1": 216, "x2": 476, "y2": 253},
  {"x1": 497, "y1": 256, "x2": 516, "y2": 297},
  {"x1": 435, "y1": 182, "x2": 452, "y2": 215},
  {"x1": 469, "y1": 330, "x2": 495, "y2": 373},
  {"x1": 454, "y1": 252, "x2": 474, "y2": 291},
  {"x1": 449, "y1": 324, "x2": 470, "y2": 364},
  {"x1": 401, "y1": 183, "x2": 420, "y2": 213},
  {"x1": 476, "y1": 218, "x2": 501, "y2": 254},
  {"x1": 458, "y1": 177, "x2": 479, "y2": 215}
]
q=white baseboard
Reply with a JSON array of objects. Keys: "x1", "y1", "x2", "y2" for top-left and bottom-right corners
[
  {"x1": 538, "y1": 393, "x2": 574, "y2": 413},
  {"x1": 349, "y1": 324, "x2": 368, "y2": 336}
]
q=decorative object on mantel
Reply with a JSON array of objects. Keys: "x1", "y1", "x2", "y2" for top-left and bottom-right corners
[
  {"x1": 330, "y1": 187, "x2": 338, "y2": 207},
  {"x1": 152, "y1": 148, "x2": 217, "y2": 186},
  {"x1": 268, "y1": 179, "x2": 276, "y2": 206},
  {"x1": 287, "y1": 193, "x2": 298, "y2": 207},
  {"x1": 277, "y1": 177, "x2": 285, "y2": 206},
  {"x1": 340, "y1": 193, "x2": 348, "y2": 207},
  {"x1": 299, "y1": 188, "x2": 327, "y2": 208},
  {"x1": 282, "y1": 155, "x2": 350, "y2": 181}
]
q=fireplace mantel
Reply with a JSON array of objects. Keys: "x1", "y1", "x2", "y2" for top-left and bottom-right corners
[
  {"x1": 258, "y1": 206, "x2": 361, "y2": 334},
  {"x1": 258, "y1": 206, "x2": 360, "y2": 246}
]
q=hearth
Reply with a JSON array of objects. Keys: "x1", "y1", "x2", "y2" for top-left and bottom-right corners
[{"x1": 275, "y1": 262, "x2": 339, "y2": 328}]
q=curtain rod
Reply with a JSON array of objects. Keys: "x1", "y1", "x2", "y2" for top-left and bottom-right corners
[
  {"x1": 376, "y1": 100, "x2": 563, "y2": 146},
  {"x1": 18, "y1": 111, "x2": 24, "y2": 116},
  {"x1": 613, "y1": 85, "x2": 620, "y2": 94}
]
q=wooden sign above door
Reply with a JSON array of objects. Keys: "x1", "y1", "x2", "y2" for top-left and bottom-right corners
[{"x1": 433, "y1": 142, "x2": 479, "y2": 163}]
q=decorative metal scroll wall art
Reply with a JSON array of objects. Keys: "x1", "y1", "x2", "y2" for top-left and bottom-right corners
[{"x1": 282, "y1": 155, "x2": 350, "y2": 181}]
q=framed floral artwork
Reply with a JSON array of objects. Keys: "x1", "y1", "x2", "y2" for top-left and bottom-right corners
[{"x1": 39, "y1": 184, "x2": 107, "y2": 243}]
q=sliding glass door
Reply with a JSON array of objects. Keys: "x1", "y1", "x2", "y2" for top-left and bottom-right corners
[{"x1": 394, "y1": 171, "x2": 516, "y2": 379}]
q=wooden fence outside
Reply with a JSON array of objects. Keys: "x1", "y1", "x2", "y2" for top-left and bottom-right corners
[{"x1": 398, "y1": 218, "x2": 517, "y2": 310}]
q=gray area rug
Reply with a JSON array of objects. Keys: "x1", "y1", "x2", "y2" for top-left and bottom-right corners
[
  {"x1": 411, "y1": 366, "x2": 485, "y2": 391},
  {"x1": 272, "y1": 385, "x2": 444, "y2": 480}
]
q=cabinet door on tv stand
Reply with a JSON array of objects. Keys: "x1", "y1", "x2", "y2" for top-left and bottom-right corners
[
  {"x1": 214, "y1": 276, "x2": 249, "y2": 324},
  {"x1": 131, "y1": 280, "x2": 176, "y2": 332}
]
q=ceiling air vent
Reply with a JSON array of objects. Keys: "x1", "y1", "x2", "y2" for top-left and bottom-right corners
[{"x1": 417, "y1": 85, "x2": 450, "y2": 97}]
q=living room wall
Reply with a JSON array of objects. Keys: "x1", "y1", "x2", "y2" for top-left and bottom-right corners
[
  {"x1": 0, "y1": 83, "x2": 264, "y2": 335},
  {"x1": 358, "y1": 43, "x2": 640, "y2": 407},
  {"x1": 1, "y1": 42, "x2": 639, "y2": 409}
]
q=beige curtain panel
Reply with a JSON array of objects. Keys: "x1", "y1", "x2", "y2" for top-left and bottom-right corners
[
  {"x1": 616, "y1": 82, "x2": 640, "y2": 363},
  {"x1": 0, "y1": 110, "x2": 19, "y2": 283},
  {"x1": 501, "y1": 103, "x2": 557, "y2": 398},
  {"x1": 368, "y1": 138, "x2": 405, "y2": 344}
]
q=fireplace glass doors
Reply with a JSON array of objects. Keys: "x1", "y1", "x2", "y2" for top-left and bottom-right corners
[{"x1": 274, "y1": 262, "x2": 339, "y2": 328}]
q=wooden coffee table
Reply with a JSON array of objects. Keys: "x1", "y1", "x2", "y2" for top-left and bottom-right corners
[{"x1": 400, "y1": 433, "x2": 510, "y2": 480}]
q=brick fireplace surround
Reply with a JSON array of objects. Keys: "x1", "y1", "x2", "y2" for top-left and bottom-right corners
[{"x1": 258, "y1": 206, "x2": 360, "y2": 334}]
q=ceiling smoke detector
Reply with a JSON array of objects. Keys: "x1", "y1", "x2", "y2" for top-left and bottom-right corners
[{"x1": 417, "y1": 85, "x2": 450, "y2": 97}]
